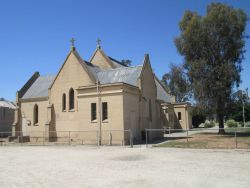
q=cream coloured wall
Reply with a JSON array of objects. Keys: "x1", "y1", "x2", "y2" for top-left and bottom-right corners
[
  {"x1": 19, "y1": 100, "x2": 49, "y2": 139},
  {"x1": 90, "y1": 50, "x2": 113, "y2": 70}
]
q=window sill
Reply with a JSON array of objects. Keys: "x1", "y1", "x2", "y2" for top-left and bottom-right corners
[
  {"x1": 34, "y1": 123, "x2": 39, "y2": 126},
  {"x1": 91, "y1": 120, "x2": 97, "y2": 123},
  {"x1": 69, "y1": 109, "x2": 75, "y2": 112},
  {"x1": 62, "y1": 110, "x2": 66, "y2": 112},
  {"x1": 102, "y1": 120, "x2": 108, "y2": 123}
]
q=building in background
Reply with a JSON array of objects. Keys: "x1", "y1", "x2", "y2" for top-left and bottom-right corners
[{"x1": 0, "y1": 98, "x2": 16, "y2": 136}]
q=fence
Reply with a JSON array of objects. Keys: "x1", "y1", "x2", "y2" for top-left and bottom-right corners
[
  {"x1": 145, "y1": 127, "x2": 250, "y2": 149},
  {"x1": 0, "y1": 129, "x2": 133, "y2": 147}
]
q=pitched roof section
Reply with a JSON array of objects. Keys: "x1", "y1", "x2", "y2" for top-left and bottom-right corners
[
  {"x1": 21, "y1": 75, "x2": 55, "y2": 99},
  {"x1": 154, "y1": 78, "x2": 173, "y2": 103},
  {"x1": 0, "y1": 98, "x2": 16, "y2": 109},
  {"x1": 97, "y1": 66, "x2": 142, "y2": 86},
  {"x1": 108, "y1": 56, "x2": 127, "y2": 68}
]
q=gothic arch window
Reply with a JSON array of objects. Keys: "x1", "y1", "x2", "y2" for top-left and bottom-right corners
[
  {"x1": 62, "y1": 93, "x2": 66, "y2": 111},
  {"x1": 69, "y1": 88, "x2": 74, "y2": 110},
  {"x1": 34, "y1": 104, "x2": 39, "y2": 125}
]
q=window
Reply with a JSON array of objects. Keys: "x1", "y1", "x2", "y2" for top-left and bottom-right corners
[
  {"x1": 149, "y1": 99, "x2": 152, "y2": 122},
  {"x1": 102, "y1": 102, "x2": 108, "y2": 121},
  {"x1": 91, "y1": 103, "x2": 97, "y2": 121},
  {"x1": 178, "y1": 112, "x2": 182, "y2": 121},
  {"x1": 34, "y1": 104, "x2": 39, "y2": 125},
  {"x1": 62, "y1": 93, "x2": 66, "y2": 111},
  {"x1": 69, "y1": 88, "x2": 74, "y2": 110}
]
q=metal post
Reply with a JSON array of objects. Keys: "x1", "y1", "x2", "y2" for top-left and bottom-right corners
[
  {"x1": 43, "y1": 131, "x2": 45, "y2": 146},
  {"x1": 234, "y1": 128, "x2": 237, "y2": 149},
  {"x1": 109, "y1": 132, "x2": 112, "y2": 146},
  {"x1": 130, "y1": 129, "x2": 133, "y2": 148},
  {"x1": 242, "y1": 89, "x2": 246, "y2": 128},
  {"x1": 145, "y1": 129, "x2": 148, "y2": 148},
  {"x1": 186, "y1": 129, "x2": 189, "y2": 148},
  {"x1": 69, "y1": 131, "x2": 71, "y2": 145}
]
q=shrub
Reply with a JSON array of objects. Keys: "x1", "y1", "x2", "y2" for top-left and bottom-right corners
[
  {"x1": 244, "y1": 122, "x2": 250, "y2": 127},
  {"x1": 204, "y1": 120, "x2": 215, "y2": 128},
  {"x1": 226, "y1": 119, "x2": 238, "y2": 128}
]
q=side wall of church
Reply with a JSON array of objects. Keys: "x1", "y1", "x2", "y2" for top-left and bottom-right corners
[
  {"x1": 20, "y1": 100, "x2": 49, "y2": 139},
  {"x1": 138, "y1": 59, "x2": 162, "y2": 140}
]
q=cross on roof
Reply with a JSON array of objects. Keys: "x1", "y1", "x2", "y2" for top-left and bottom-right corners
[
  {"x1": 97, "y1": 38, "x2": 101, "y2": 49},
  {"x1": 70, "y1": 38, "x2": 75, "y2": 47}
]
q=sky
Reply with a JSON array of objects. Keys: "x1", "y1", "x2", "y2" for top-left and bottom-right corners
[{"x1": 0, "y1": 0, "x2": 249, "y2": 101}]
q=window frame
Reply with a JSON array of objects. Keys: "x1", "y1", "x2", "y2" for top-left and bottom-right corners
[
  {"x1": 62, "y1": 93, "x2": 66, "y2": 112},
  {"x1": 178, "y1": 112, "x2": 182, "y2": 121},
  {"x1": 33, "y1": 104, "x2": 39, "y2": 125},
  {"x1": 69, "y1": 88, "x2": 75, "y2": 111},
  {"x1": 91, "y1": 103, "x2": 97, "y2": 122},
  {"x1": 102, "y1": 102, "x2": 108, "y2": 121}
]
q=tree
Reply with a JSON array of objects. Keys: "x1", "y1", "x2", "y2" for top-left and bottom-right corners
[
  {"x1": 162, "y1": 63, "x2": 191, "y2": 102},
  {"x1": 227, "y1": 89, "x2": 250, "y2": 123},
  {"x1": 121, "y1": 59, "x2": 132, "y2": 66},
  {"x1": 175, "y1": 3, "x2": 247, "y2": 134}
]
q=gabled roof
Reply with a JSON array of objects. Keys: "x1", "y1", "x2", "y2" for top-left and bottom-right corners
[
  {"x1": 0, "y1": 98, "x2": 16, "y2": 109},
  {"x1": 19, "y1": 47, "x2": 174, "y2": 102},
  {"x1": 21, "y1": 75, "x2": 55, "y2": 99}
]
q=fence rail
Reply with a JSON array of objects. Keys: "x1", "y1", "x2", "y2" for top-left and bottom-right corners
[
  {"x1": 0, "y1": 129, "x2": 133, "y2": 147},
  {"x1": 145, "y1": 127, "x2": 250, "y2": 149}
]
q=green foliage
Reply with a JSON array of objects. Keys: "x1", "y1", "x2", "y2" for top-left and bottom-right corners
[
  {"x1": 162, "y1": 63, "x2": 191, "y2": 102},
  {"x1": 191, "y1": 106, "x2": 206, "y2": 128},
  {"x1": 175, "y1": 3, "x2": 247, "y2": 131},
  {"x1": 204, "y1": 120, "x2": 215, "y2": 128},
  {"x1": 226, "y1": 119, "x2": 238, "y2": 128},
  {"x1": 120, "y1": 59, "x2": 132, "y2": 66},
  {"x1": 245, "y1": 122, "x2": 250, "y2": 127}
]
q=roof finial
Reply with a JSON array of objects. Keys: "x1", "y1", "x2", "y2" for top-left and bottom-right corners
[
  {"x1": 97, "y1": 38, "x2": 101, "y2": 49},
  {"x1": 70, "y1": 38, "x2": 75, "y2": 51}
]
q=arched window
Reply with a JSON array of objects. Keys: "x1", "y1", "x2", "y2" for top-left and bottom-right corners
[
  {"x1": 69, "y1": 88, "x2": 74, "y2": 110},
  {"x1": 62, "y1": 93, "x2": 66, "y2": 111},
  {"x1": 34, "y1": 104, "x2": 39, "y2": 125}
]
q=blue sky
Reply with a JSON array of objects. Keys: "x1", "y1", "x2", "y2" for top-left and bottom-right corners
[{"x1": 0, "y1": 0, "x2": 249, "y2": 101}]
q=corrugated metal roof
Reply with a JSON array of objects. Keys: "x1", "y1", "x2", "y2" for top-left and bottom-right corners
[
  {"x1": 155, "y1": 78, "x2": 173, "y2": 103},
  {"x1": 97, "y1": 66, "x2": 142, "y2": 86},
  {"x1": 0, "y1": 98, "x2": 16, "y2": 109},
  {"x1": 21, "y1": 75, "x2": 55, "y2": 99}
]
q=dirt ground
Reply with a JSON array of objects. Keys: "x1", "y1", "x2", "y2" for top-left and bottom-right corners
[{"x1": 0, "y1": 146, "x2": 250, "y2": 188}]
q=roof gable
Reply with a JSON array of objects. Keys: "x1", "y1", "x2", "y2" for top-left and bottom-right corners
[{"x1": 49, "y1": 48, "x2": 96, "y2": 90}]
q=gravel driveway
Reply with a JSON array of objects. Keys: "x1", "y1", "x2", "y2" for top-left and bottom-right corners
[{"x1": 0, "y1": 146, "x2": 249, "y2": 188}]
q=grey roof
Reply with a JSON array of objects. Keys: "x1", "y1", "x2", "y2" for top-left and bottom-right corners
[
  {"x1": 97, "y1": 66, "x2": 142, "y2": 86},
  {"x1": 0, "y1": 98, "x2": 16, "y2": 109},
  {"x1": 155, "y1": 78, "x2": 173, "y2": 103},
  {"x1": 108, "y1": 56, "x2": 126, "y2": 68},
  {"x1": 21, "y1": 75, "x2": 55, "y2": 99}
]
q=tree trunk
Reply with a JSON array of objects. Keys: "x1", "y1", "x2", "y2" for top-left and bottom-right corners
[
  {"x1": 218, "y1": 114, "x2": 225, "y2": 134},
  {"x1": 217, "y1": 97, "x2": 225, "y2": 134}
]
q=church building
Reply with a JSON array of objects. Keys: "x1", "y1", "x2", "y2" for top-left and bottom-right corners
[{"x1": 12, "y1": 40, "x2": 192, "y2": 144}]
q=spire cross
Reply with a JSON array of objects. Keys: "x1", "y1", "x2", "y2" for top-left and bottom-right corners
[
  {"x1": 97, "y1": 38, "x2": 101, "y2": 49},
  {"x1": 70, "y1": 38, "x2": 75, "y2": 47}
]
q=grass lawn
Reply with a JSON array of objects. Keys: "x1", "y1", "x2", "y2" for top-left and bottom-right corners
[{"x1": 155, "y1": 128, "x2": 250, "y2": 149}]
